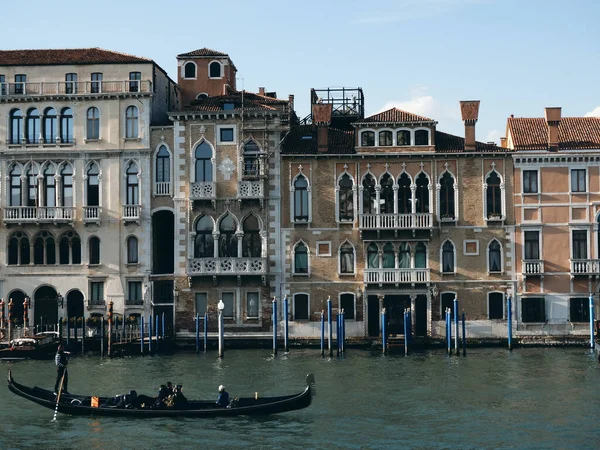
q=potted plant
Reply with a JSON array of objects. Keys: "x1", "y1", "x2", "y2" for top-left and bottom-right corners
[{"x1": 86, "y1": 316, "x2": 102, "y2": 336}]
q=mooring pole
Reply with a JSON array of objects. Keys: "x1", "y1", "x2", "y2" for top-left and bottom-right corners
[
  {"x1": 272, "y1": 297, "x2": 277, "y2": 356},
  {"x1": 336, "y1": 314, "x2": 340, "y2": 356},
  {"x1": 453, "y1": 297, "x2": 459, "y2": 355},
  {"x1": 107, "y1": 301, "x2": 113, "y2": 357},
  {"x1": 155, "y1": 315, "x2": 159, "y2": 353},
  {"x1": 404, "y1": 309, "x2": 408, "y2": 356},
  {"x1": 203, "y1": 311, "x2": 208, "y2": 353},
  {"x1": 100, "y1": 318, "x2": 104, "y2": 357},
  {"x1": 341, "y1": 309, "x2": 345, "y2": 354},
  {"x1": 446, "y1": 308, "x2": 452, "y2": 355},
  {"x1": 283, "y1": 294, "x2": 289, "y2": 353},
  {"x1": 589, "y1": 293, "x2": 595, "y2": 349},
  {"x1": 7, "y1": 299, "x2": 12, "y2": 343},
  {"x1": 162, "y1": 313, "x2": 166, "y2": 340},
  {"x1": 81, "y1": 316, "x2": 85, "y2": 355},
  {"x1": 461, "y1": 311, "x2": 466, "y2": 356},
  {"x1": 507, "y1": 294, "x2": 512, "y2": 350},
  {"x1": 66, "y1": 314, "x2": 70, "y2": 347},
  {"x1": 195, "y1": 315, "x2": 199, "y2": 353},
  {"x1": 140, "y1": 316, "x2": 145, "y2": 355},
  {"x1": 320, "y1": 311, "x2": 325, "y2": 357},
  {"x1": 218, "y1": 300, "x2": 225, "y2": 358},
  {"x1": 327, "y1": 296, "x2": 333, "y2": 357},
  {"x1": 381, "y1": 307, "x2": 387, "y2": 354},
  {"x1": 0, "y1": 299, "x2": 4, "y2": 333}
]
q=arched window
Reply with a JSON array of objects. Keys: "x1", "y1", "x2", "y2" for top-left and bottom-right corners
[
  {"x1": 60, "y1": 107, "x2": 73, "y2": 143},
  {"x1": 486, "y1": 171, "x2": 502, "y2": 218},
  {"x1": 338, "y1": 173, "x2": 354, "y2": 222},
  {"x1": 415, "y1": 242, "x2": 427, "y2": 268},
  {"x1": 156, "y1": 145, "x2": 170, "y2": 183},
  {"x1": 242, "y1": 215, "x2": 261, "y2": 257},
  {"x1": 125, "y1": 106, "x2": 138, "y2": 138},
  {"x1": 442, "y1": 241, "x2": 455, "y2": 273},
  {"x1": 397, "y1": 130, "x2": 410, "y2": 145},
  {"x1": 415, "y1": 173, "x2": 429, "y2": 213},
  {"x1": 61, "y1": 165, "x2": 73, "y2": 207},
  {"x1": 194, "y1": 216, "x2": 214, "y2": 258},
  {"x1": 89, "y1": 236, "x2": 101, "y2": 265},
  {"x1": 9, "y1": 165, "x2": 22, "y2": 206},
  {"x1": 194, "y1": 142, "x2": 213, "y2": 182},
  {"x1": 43, "y1": 165, "x2": 56, "y2": 207},
  {"x1": 380, "y1": 173, "x2": 394, "y2": 214},
  {"x1": 340, "y1": 293, "x2": 355, "y2": 320},
  {"x1": 44, "y1": 107, "x2": 57, "y2": 143},
  {"x1": 383, "y1": 242, "x2": 395, "y2": 268},
  {"x1": 26, "y1": 166, "x2": 38, "y2": 207},
  {"x1": 127, "y1": 236, "x2": 138, "y2": 264},
  {"x1": 340, "y1": 242, "x2": 355, "y2": 274},
  {"x1": 86, "y1": 107, "x2": 100, "y2": 140},
  {"x1": 59, "y1": 231, "x2": 81, "y2": 265},
  {"x1": 209, "y1": 61, "x2": 222, "y2": 78},
  {"x1": 361, "y1": 131, "x2": 375, "y2": 146},
  {"x1": 33, "y1": 231, "x2": 55, "y2": 265},
  {"x1": 184, "y1": 62, "x2": 196, "y2": 78},
  {"x1": 242, "y1": 140, "x2": 260, "y2": 178},
  {"x1": 293, "y1": 242, "x2": 309, "y2": 274},
  {"x1": 415, "y1": 129, "x2": 429, "y2": 145},
  {"x1": 86, "y1": 163, "x2": 100, "y2": 206},
  {"x1": 397, "y1": 173, "x2": 411, "y2": 214},
  {"x1": 196, "y1": 93, "x2": 208, "y2": 100},
  {"x1": 440, "y1": 172, "x2": 455, "y2": 219},
  {"x1": 293, "y1": 175, "x2": 309, "y2": 222},
  {"x1": 488, "y1": 240, "x2": 502, "y2": 272},
  {"x1": 362, "y1": 174, "x2": 377, "y2": 214},
  {"x1": 398, "y1": 242, "x2": 411, "y2": 269},
  {"x1": 219, "y1": 214, "x2": 237, "y2": 257},
  {"x1": 367, "y1": 243, "x2": 379, "y2": 268},
  {"x1": 379, "y1": 130, "x2": 392, "y2": 146},
  {"x1": 8, "y1": 231, "x2": 30, "y2": 266},
  {"x1": 10, "y1": 109, "x2": 22, "y2": 144},
  {"x1": 26, "y1": 108, "x2": 40, "y2": 143},
  {"x1": 126, "y1": 161, "x2": 139, "y2": 205}
]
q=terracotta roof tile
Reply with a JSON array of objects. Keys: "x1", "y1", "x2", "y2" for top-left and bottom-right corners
[
  {"x1": 0, "y1": 48, "x2": 152, "y2": 66},
  {"x1": 177, "y1": 48, "x2": 229, "y2": 58},
  {"x1": 508, "y1": 117, "x2": 600, "y2": 150},
  {"x1": 357, "y1": 107, "x2": 435, "y2": 124},
  {"x1": 281, "y1": 125, "x2": 355, "y2": 154},
  {"x1": 183, "y1": 89, "x2": 288, "y2": 112},
  {"x1": 435, "y1": 131, "x2": 508, "y2": 153}
]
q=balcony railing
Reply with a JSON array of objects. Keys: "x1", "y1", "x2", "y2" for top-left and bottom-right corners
[
  {"x1": 190, "y1": 182, "x2": 216, "y2": 200},
  {"x1": 155, "y1": 182, "x2": 171, "y2": 196},
  {"x1": 360, "y1": 213, "x2": 433, "y2": 230},
  {"x1": 364, "y1": 268, "x2": 430, "y2": 284},
  {"x1": 83, "y1": 206, "x2": 101, "y2": 223},
  {"x1": 188, "y1": 257, "x2": 267, "y2": 276},
  {"x1": 0, "y1": 80, "x2": 152, "y2": 98},
  {"x1": 522, "y1": 259, "x2": 544, "y2": 276},
  {"x1": 3, "y1": 206, "x2": 75, "y2": 223},
  {"x1": 122, "y1": 205, "x2": 141, "y2": 221},
  {"x1": 570, "y1": 259, "x2": 600, "y2": 276},
  {"x1": 238, "y1": 180, "x2": 263, "y2": 199},
  {"x1": 125, "y1": 298, "x2": 144, "y2": 306}
]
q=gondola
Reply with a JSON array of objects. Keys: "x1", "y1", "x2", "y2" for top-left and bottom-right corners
[
  {"x1": 7, "y1": 370, "x2": 315, "y2": 418},
  {"x1": 0, "y1": 332, "x2": 59, "y2": 361}
]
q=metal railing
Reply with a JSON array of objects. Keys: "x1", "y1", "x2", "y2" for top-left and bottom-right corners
[
  {"x1": 0, "y1": 80, "x2": 152, "y2": 97},
  {"x1": 188, "y1": 257, "x2": 267, "y2": 275},
  {"x1": 364, "y1": 268, "x2": 430, "y2": 284},
  {"x1": 3, "y1": 206, "x2": 75, "y2": 222},
  {"x1": 522, "y1": 259, "x2": 544, "y2": 275},
  {"x1": 360, "y1": 213, "x2": 433, "y2": 230}
]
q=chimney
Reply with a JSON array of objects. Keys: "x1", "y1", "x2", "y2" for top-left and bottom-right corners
[
  {"x1": 500, "y1": 137, "x2": 507, "y2": 148},
  {"x1": 459, "y1": 100, "x2": 480, "y2": 151},
  {"x1": 258, "y1": 87, "x2": 265, "y2": 96},
  {"x1": 312, "y1": 103, "x2": 333, "y2": 153},
  {"x1": 288, "y1": 94, "x2": 294, "y2": 111},
  {"x1": 544, "y1": 107, "x2": 561, "y2": 151}
]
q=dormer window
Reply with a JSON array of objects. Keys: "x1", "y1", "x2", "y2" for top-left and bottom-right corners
[
  {"x1": 223, "y1": 102, "x2": 235, "y2": 110},
  {"x1": 379, "y1": 131, "x2": 392, "y2": 146},
  {"x1": 415, "y1": 129, "x2": 429, "y2": 145},
  {"x1": 361, "y1": 131, "x2": 375, "y2": 147}
]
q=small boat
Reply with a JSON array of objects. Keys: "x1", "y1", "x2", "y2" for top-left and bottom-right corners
[
  {"x1": 7, "y1": 370, "x2": 315, "y2": 417},
  {"x1": 0, "y1": 332, "x2": 59, "y2": 361}
]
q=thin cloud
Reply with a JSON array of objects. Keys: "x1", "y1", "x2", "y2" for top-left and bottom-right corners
[
  {"x1": 355, "y1": 0, "x2": 486, "y2": 24},
  {"x1": 584, "y1": 106, "x2": 600, "y2": 117}
]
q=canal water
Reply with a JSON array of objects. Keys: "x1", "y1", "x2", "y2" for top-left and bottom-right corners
[{"x1": 1, "y1": 347, "x2": 600, "y2": 449}]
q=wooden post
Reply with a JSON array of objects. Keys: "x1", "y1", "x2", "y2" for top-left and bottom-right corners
[
  {"x1": 8, "y1": 299, "x2": 13, "y2": 342},
  {"x1": 107, "y1": 300, "x2": 113, "y2": 357},
  {"x1": 0, "y1": 298, "x2": 4, "y2": 334},
  {"x1": 23, "y1": 298, "x2": 29, "y2": 336}
]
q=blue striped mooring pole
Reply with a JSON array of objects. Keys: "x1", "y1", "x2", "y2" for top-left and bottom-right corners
[
  {"x1": 507, "y1": 294, "x2": 512, "y2": 350},
  {"x1": 284, "y1": 295, "x2": 289, "y2": 352},
  {"x1": 589, "y1": 294, "x2": 595, "y2": 349},
  {"x1": 446, "y1": 308, "x2": 451, "y2": 355},
  {"x1": 453, "y1": 298, "x2": 459, "y2": 355},
  {"x1": 327, "y1": 297, "x2": 333, "y2": 357},
  {"x1": 203, "y1": 312, "x2": 208, "y2": 353},
  {"x1": 195, "y1": 315, "x2": 199, "y2": 353},
  {"x1": 341, "y1": 309, "x2": 345, "y2": 354},
  {"x1": 336, "y1": 314, "x2": 340, "y2": 356},
  {"x1": 381, "y1": 307, "x2": 387, "y2": 354},
  {"x1": 148, "y1": 315, "x2": 152, "y2": 353},
  {"x1": 320, "y1": 311, "x2": 325, "y2": 357},
  {"x1": 272, "y1": 297, "x2": 278, "y2": 356}
]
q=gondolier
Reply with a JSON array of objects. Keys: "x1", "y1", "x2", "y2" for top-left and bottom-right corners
[{"x1": 54, "y1": 344, "x2": 70, "y2": 395}]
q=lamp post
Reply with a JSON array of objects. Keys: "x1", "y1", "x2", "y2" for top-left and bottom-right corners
[{"x1": 218, "y1": 299, "x2": 224, "y2": 358}]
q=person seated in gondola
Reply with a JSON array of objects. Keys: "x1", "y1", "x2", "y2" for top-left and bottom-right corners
[
  {"x1": 172, "y1": 384, "x2": 187, "y2": 407},
  {"x1": 216, "y1": 385, "x2": 229, "y2": 407},
  {"x1": 152, "y1": 384, "x2": 169, "y2": 409},
  {"x1": 166, "y1": 381, "x2": 174, "y2": 395}
]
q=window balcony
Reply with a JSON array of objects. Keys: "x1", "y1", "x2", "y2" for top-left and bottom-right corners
[
  {"x1": 3, "y1": 206, "x2": 75, "y2": 224},
  {"x1": 83, "y1": 206, "x2": 101, "y2": 223},
  {"x1": 522, "y1": 259, "x2": 544, "y2": 276},
  {"x1": 188, "y1": 257, "x2": 267, "y2": 276},
  {"x1": 125, "y1": 298, "x2": 144, "y2": 306},
  {"x1": 364, "y1": 268, "x2": 430, "y2": 285},
  {"x1": 122, "y1": 205, "x2": 141, "y2": 222},
  {"x1": 359, "y1": 213, "x2": 433, "y2": 230},
  {"x1": 570, "y1": 259, "x2": 600, "y2": 277},
  {"x1": 237, "y1": 180, "x2": 264, "y2": 200},
  {"x1": 154, "y1": 182, "x2": 171, "y2": 196},
  {"x1": 0, "y1": 80, "x2": 152, "y2": 99},
  {"x1": 190, "y1": 182, "x2": 216, "y2": 201},
  {"x1": 87, "y1": 300, "x2": 106, "y2": 310}
]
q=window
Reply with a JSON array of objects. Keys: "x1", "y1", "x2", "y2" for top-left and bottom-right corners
[
  {"x1": 380, "y1": 174, "x2": 394, "y2": 214},
  {"x1": 242, "y1": 140, "x2": 259, "y2": 178},
  {"x1": 219, "y1": 214, "x2": 237, "y2": 257},
  {"x1": 317, "y1": 242, "x2": 331, "y2": 256},
  {"x1": 44, "y1": 107, "x2": 57, "y2": 143},
  {"x1": 184, "y1": 62, "x2": 196, "y2": 79},
  {"x1": 441, "y1": 292, "x2": 456, "y2": 320},
  {"x1": 26, "y1": 108, "x2": 40, "y2": 143},
  {"x1": 194, "y1": 216, "x2": 214, "y2": 258},
  {"x1": 246, "y1": 292, "x2": 259, "y2": 318},
  {"x1": 209, "y1": 61, "x2": 222, "y2": 78},
  {"x1": 397, "y1": 130, "x2": 410, "y2": 145},
  {"x1": 126, "y1": 161, "x2": 139, "y2": 204},
  {"x1": 86, "y1": 163, "x2": 100, "y2": 206},
  {"x1": 570, "y1": 297, "x2": 589, "y2": 322},
  {"x1": 379, "y1": 130, "x2": 392, "y2": 146},
  {"x1": 523, "y1": 170, "x2": 538, "y2": 194},
  {"x1": 293, "y1": 293, "x2": 309, "y2": 320},
  {"x1": 0, "y1": 74, "x2": 5, "y2": 95},
  {"x1": 488, "y1": 292, "x2": 504, "y2": 319},
  {"x1": 439, "y1": 172, "x2": 455, "y2": 219},
  {"x1": 398, "y1": 242, "x2": 410, "y2": 268},
  {"x1": 338, "y1": 173, "x2": 354, "y2": 222},
  {"x1": 219, "y1": 127, "x2": 234, "y2": 142},
  {"x1": 571, "y1": 169, "x2": 586, "y2": 193},
  {"x1": 43, "y1": 165, "x2": 56, "y2": 207},
  {"x1": 127, "y1": 236, "x2": 138, "y2": 264},
  {"x1": 60, "y1": 108, "x2": 73, "y2": 143},
  {"x1": 65, "y1": 73, "x2": 77, "y2": 94},
  {"x1": 8, "y1": 232, "x2": 30, "y2": 266},
  {"x1": 488, "y1": 240, "x2": 502, "y2": 272},
  {"x1": 367, "y1": 243, "x2": 379, "y2": 268},
  {"x1": 156, "y1": 145, "x2": 170, "y2": 183},
  {"x1": 242, "y1": 215, "x2": 261, "y2": 257},
  {"x1": 221, "y1": 292, "x2": 234, "y2": 319},
  {"x1": 90, "y1": 282, "x2": 104, "y2": 304},
  {"x1": 33, "y1": 231, "x2": 55, "y2": 265},
  {"x1": 91, "y1": 72, "x2": 103, "y2": 94},
  {"x1": 486, "y1": 171, "x2": 502, "y2": 218},
  {"x1": 415, "y1": 242, "x2": 427, "y2": 268},
  {"x1": 125, "y1": 106, "x2": 138, "y2": 138},
  {"x1": 14, "y1": 74, "x2": 26, "y2": 94},
  {"x1": 86, "y1": 107, "x2": 100, "y2": 140},
  {"x1": 293, "y1": 175, "x2": 309, "y2": 222},
  {"x1": 442, "y1": 241, "x2": 455, "y2": 273},
  {"x1": 10, "y1": 109, "x2": 22, "y2": 144},
  {"x1": 195, "y1": 293, "x2": 207, "y2": 315},
  {"x1": 10, "y1": 165, "x2": 22, "y2": 206},
  {"x1": 128, "y1": 281, "x2": 142, "y2": 304},
  {"x1": 415, "y1": 130, "x2": 429, "y2": 145},
  {"x1": 382, "y1": 242, "x2": 394, "y2": 268},
  {"x1": 25, "y1": 165, "x2": 38, "y2": 207},
  {"x1": 361, "y1": 131, "x2": 375, "y2": 146},
  {"x1": 339, "y1": 242, "x2": 355, "y2": 274},
  {"x1": 197, "y1": 93, "x2": 208, "y2": 100},
  {"x1": 340, "y1": 293, "x2": 355, "y2": 320},
  {"x1": 415, "y1": 173, "x2": 429, "y2": 213},
  {"x1": 89, "y1": 236, "x2": 101, "y2": 265},
  {"x1": 572, "y1": 230, "x2": 587, "y2": 259},
  {"x1": 129, "y1": 72, "x2": 141, "y2": 92},
  {"x1": 293, "y1": 242, "x2": 309, "y2": 274},
  {"x1": 362, "y1": 174, "x2": 377, "y2": 214},
  {"x1": 223, "y1": 102, "x2": 235, "y2": 110},
  {"x1": 194, "y1": 142, "x2": 213, "y2": 182},
  {"x1": 59, "y1": 231, "x2": 81, "y2": 265},
  {"x1": 397, "y1": 173, "x2": 411, "y2": 214},
  {"x1": 61, "y1": 165, "x2": 73, "y2": 207},
  {"x1": 524, "y1": 231, "x2": 540, "y2": 260},
  {"x1": 522, "y1": 297, "x2": 545, "y2": 322}
]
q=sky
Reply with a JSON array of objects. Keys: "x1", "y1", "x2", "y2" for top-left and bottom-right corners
[{"x1": 2, "y1": 0, "x2": 599, "y2": 143}]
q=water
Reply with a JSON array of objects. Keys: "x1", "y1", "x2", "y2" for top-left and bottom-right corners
[{"x1": 1, "y1": 348, "x2": 600, "y2": 449}]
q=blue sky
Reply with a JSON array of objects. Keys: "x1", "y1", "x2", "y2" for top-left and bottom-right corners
[{"x1": 3, "y1": 0, "x2": 599, "y2": 142}]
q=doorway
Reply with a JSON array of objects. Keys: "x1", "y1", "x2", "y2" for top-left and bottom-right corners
[
  {"x1": 367, "y1": 295, "x2": 380, "y2": 337},
  {"x1": 415, "y1": 294, "x2": 428, "y2": 337},
  {"x1": 67, "y1": 290, "x2": 84, "y2": 319},
  {"x1": 34, "y1": 286, "x2": 58, "y2": 328}
]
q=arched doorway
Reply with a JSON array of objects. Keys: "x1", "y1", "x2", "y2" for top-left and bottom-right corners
[
  {"x1": 8, "y1": 290, "x2": 27, "y2": 327},
  {"x1": 152, "y1": 210, "x2": 174, "y2": 274},
  {"x1": 66, "y1": 290, "x2": 84, "y2": 319},
  {"x1": 34, "y1": 286, "x2": 58, "y2": 328}
]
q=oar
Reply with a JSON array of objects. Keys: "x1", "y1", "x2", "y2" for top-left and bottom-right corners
[{"x1": 52, "y1": 368, "x2": 67, "y2": 422}]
